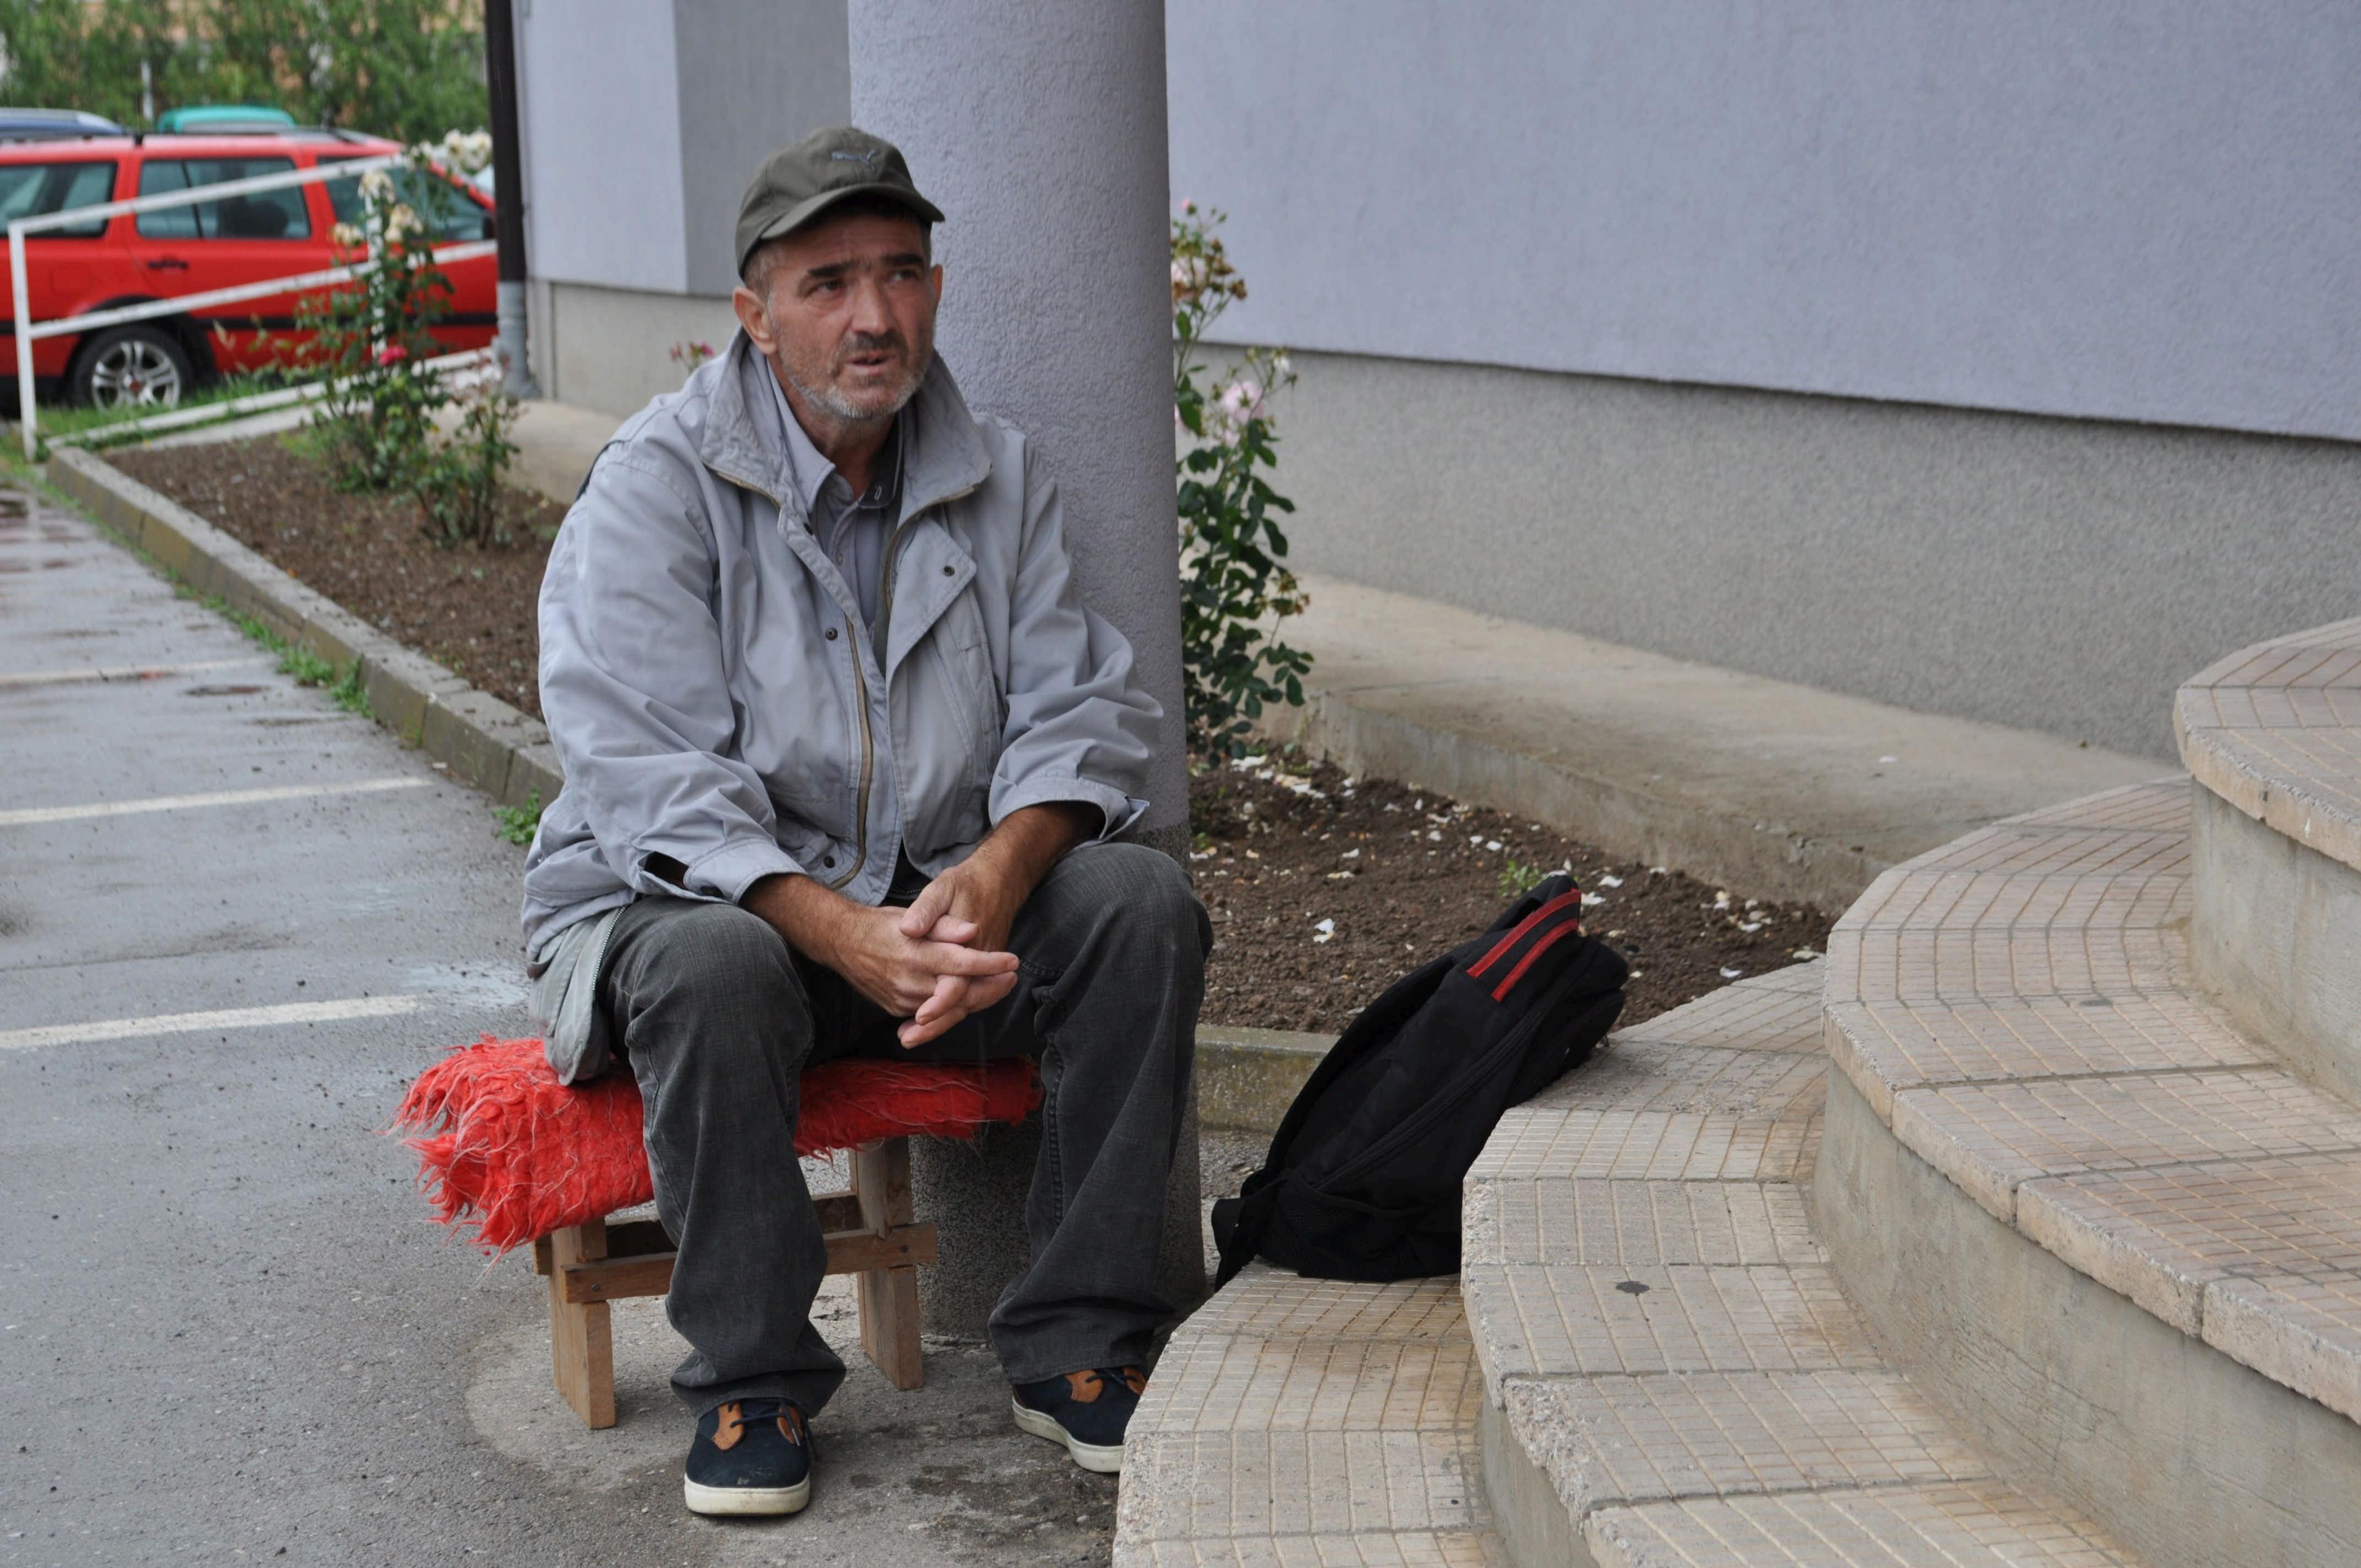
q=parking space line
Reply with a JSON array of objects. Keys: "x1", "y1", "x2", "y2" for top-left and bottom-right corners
[
  {"x1": 0, "y1": 658, "x2": 266, "y2": 691},
  {"x1": 0, "y1": 777, "x2": 432, "y2": 828},
  {"x1": 0, "y1": 994, "x2": 425, "y2": 1051}
]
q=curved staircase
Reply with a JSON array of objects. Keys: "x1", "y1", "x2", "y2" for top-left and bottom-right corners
[{"x1": 1120, "y1": 619, "x2": 2361, "y2": 1567}]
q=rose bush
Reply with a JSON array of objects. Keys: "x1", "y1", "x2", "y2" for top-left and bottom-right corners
[
  {"x1": 300, "y1": 130, "x2": 495, "y2": 499},
  {"x1": 1172, "y1": 202, "x2": 1312, "y2": 758}
]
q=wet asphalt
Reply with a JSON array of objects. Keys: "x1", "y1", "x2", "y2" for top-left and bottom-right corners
[{"x1": 0, "y1": 480, "x2": 1155, "y2": 1566}]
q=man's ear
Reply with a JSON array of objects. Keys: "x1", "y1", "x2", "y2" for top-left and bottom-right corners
[
  {"x1": 731, "y1": 283, "x2": 775, "y2": 355},
  {"x1": 928, "y1": 263, "x2": 944, "y2": 309}
]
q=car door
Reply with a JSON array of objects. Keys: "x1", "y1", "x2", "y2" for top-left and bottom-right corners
[
  {"x1": 0, "y1": 156, "x2": 139, "y2": 382},
  {"x1": 122, "y1": 152, "x2": 324, "y2": 377}
]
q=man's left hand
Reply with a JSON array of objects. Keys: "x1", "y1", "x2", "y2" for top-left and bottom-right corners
[{"x1": 894, "y1": 801, "x2": 1099, "y2": 1046}]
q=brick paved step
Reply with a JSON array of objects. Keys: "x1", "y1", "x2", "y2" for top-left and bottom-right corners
[
  {"x1": 2177, "y1": 619, "x2": 2361, "y2": 1105},
  {"x1": 1818, "y1": 778, "x2": 2361, "y2": 1568},
  {"x1": 1583, "y1": 1484, "x2": 2134, "y2": 1568},
  {"x1": 1461, "y1": 968, "x2": 2139, "y2": 1567},
  {"x1": 1114, "y1": 1271, "x2": 1508, "y2": 1566}
]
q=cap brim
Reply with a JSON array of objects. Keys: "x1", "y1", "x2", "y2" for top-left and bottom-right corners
[{"x1": 742, "y1": 184, "x2": 946, "y2": 274}]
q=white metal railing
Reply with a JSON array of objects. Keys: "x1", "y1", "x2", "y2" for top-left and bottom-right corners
[
  {"x1": 43, "y1": 344, "x2": 495, "y2": 451},
  {"x1": 9, "y1": 153, "x2": 496, "y2": 457}
]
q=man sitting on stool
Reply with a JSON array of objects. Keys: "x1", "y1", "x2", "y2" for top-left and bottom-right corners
[{"x1": 522, "y1": 126, "x2": 1208, "y2": 1518}]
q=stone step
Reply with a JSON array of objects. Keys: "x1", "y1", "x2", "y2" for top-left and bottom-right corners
[
  {"x1": 2178, "y1": 618, "x2": 2361, "y2": 1106},
  {"x1": 1583, "y1": 1484, "x2": 2132, "y2": 1568},
  {"x1": 1115, "y1": 1270, "x2": 1508, "y2": 1566},
  {"x1": 1462, "y1": 967, "x2": 2141, "y2": 1567},
  {"x1": 1817, "y1": 778, "x2": 2361, "y2": 1567},
  {"x1": 1824, "y1": 780, "x2": 2361, "y2": 1421}
]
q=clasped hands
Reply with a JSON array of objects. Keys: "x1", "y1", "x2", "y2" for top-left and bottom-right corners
[
  {"x1": 746, "y1": 802, "x2": 1096, "y2": 1049},
  {"x1": 845, "y1": 852, "x2": 1026, "y2": 1047}
]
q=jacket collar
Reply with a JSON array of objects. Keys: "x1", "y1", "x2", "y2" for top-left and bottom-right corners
[{"x1": 695, "y1": 330, "x2": 992, "y2": 524}]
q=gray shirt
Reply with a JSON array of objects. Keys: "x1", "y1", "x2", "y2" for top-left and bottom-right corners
[{"x1": 764, "y1": 363, "x2": 901, "y2": 651}]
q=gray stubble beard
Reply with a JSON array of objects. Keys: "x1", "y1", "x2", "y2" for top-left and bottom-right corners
[{"x1": 783, "y1": 339, "x2": 933, "y2": 429}]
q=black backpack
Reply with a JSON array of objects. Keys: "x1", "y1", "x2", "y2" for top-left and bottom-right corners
[{"x1": 1210, "y1": 874, "x2": 1626, "y2": 1286}]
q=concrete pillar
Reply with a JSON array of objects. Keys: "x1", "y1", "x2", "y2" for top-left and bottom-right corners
[{"x1": 851, "y1": 0, "x2": 1207, "y2": 1336}]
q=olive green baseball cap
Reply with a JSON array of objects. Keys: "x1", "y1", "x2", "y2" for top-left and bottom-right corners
[{"x1": 735, "y1": 126, "x2": 945, "y2": 278}]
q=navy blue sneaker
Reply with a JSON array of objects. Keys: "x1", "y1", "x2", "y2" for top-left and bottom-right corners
[
  {"x1": 1011, "y1": 1366, "x2": 1146, "y2": 1473},
  {"x1": 682, "y1": 1397, "x2": 813, "y2": 1516}
]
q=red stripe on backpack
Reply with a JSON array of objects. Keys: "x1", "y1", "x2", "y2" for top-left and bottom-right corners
[
  {"x1": 1468, "y1": 889, "x2": 1583, "y2": 979},
  {"x1": 1490, "y1": 916, "x2": 1585, "y2": 1002}
]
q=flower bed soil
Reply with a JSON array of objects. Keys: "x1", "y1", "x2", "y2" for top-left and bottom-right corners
[
  {"x1": 112, "y1": 434, "x2": 1835, "y2": 1033},
  {"x1": 112, "y1": 435, "x2": 563, "y2": 718},
  {"x1": 1191, "y1": 757, "x2": 1833, "y2": 1033}
]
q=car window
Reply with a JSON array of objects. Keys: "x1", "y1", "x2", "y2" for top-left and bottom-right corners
[
  {"x1": 319, "y1": 159, "x2": 488, "y2": 242},
  {"x1": 136, "y1": 158, "x2": 311, "y2": 240},
  {"x1": 0, "y1": 161, "x2": 117, "y2": 239}
]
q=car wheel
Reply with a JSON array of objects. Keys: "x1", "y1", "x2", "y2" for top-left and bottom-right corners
[{"x1": 70, "y1": 325, "x2": 192, "y2": 409}]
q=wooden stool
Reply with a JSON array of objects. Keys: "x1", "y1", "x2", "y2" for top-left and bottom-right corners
[{"x1": 528, "y1": 1137, "x2": 934, "y2": 1429}]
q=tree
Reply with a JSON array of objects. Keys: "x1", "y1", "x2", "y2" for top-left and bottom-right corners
[{"x1": 0, "y1": 0, "x2": 487, "y2": 146}]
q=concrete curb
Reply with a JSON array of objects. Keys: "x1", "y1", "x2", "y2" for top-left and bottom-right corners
[
  {"x1": 1196, "y1": 1025, "x2": 1334, "y2": 1134},
  {"x1": 44, "y1": 445, "x2": 1342, "y2": 1133},
  {"x1": 49, "y1": 446, "x2": 558, "y2": 813}
]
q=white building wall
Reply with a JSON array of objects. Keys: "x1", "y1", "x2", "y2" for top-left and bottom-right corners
[
  {"x1": 517, "y1": 0, "x2": 689, "y2": 294},
  {"x1": 1168, "y1": 1, "x2": 2361, "y2": 441}
]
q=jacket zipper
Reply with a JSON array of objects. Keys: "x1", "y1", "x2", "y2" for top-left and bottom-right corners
[
  {"x1": 833, "y1": 628, "x2": 872, "y2": 890},
  {"x1": 712, "y1": 449, "x2": 980, "y2": 898},
  {"x1": 833, "y1": 513, "x2": 917, "y2": 893},
  {"x1": 842, "y1": 481, "x2": 982, "y2": 888},
  {"x1": 872, "y1": 478, "x2": 979, "y2": 668}
]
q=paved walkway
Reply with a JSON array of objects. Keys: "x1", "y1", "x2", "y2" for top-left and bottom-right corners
[
  {"x1": 0, "y1": 480, "x2": 1118, "y2": 1565},
  {"x1": 1268, "y1": 576, "x2": 2165, "y2": 909}
]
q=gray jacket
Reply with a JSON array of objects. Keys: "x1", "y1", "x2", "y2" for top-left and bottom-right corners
[{"x1": 521, "y1": 335, "x2": 1160, "y2": 968}]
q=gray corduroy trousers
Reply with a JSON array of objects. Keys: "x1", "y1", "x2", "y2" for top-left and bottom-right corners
[{"x1": 592, "y1": 841, "x2": 1209, "y2": 1417}]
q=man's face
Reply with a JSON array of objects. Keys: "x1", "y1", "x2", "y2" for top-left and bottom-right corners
[{"x1": 734, "y1": 210, "x2": 942, "y2": 430}]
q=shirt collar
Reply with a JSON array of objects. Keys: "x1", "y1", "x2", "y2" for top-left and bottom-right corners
[{"x1": 761, "y1": 360, "x2": 901, "y2": 520}]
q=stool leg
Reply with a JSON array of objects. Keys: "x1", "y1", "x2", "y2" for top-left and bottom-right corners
[
  {"x1": 853, "y1": 1138, "x2": 925, "y2": 1390},
  {"x1": 547, "y1": 1219, "x2": 617, "y2": 1428}
]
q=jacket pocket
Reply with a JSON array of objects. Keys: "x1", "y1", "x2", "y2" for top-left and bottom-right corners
[{"x1": 895, "y1": 609, "x2": 999, "y2": 858}]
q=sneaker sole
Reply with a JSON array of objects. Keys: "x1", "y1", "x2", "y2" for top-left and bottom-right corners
[
  {"x1": 1011, "y1": 1397, "x2": 1125, "y2": 1473},
  {"x1": 682, "y1": 1474, "x2": 812, "y2": 1517}
]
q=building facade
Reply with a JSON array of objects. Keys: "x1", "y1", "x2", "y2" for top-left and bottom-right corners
[{"x1": 514, "y1": 1, "x2": 2361, "y2": 758}]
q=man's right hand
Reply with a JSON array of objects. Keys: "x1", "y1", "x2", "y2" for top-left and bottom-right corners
[
  {"x1": 829, "y1": 901, "x2": 1021, "y2": 1039},
  {"x1": 743, "y1": 873, "x2": 1020, "y2": 1045}
]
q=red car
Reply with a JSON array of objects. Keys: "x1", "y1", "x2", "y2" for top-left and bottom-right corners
[{"x1": 0, "y1": 126, "x2": 496, "y2": 407}]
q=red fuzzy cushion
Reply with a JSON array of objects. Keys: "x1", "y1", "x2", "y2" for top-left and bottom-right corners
[{"x1": 394, "y1": 1035, "x2": 1041, "y2": 1255}]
